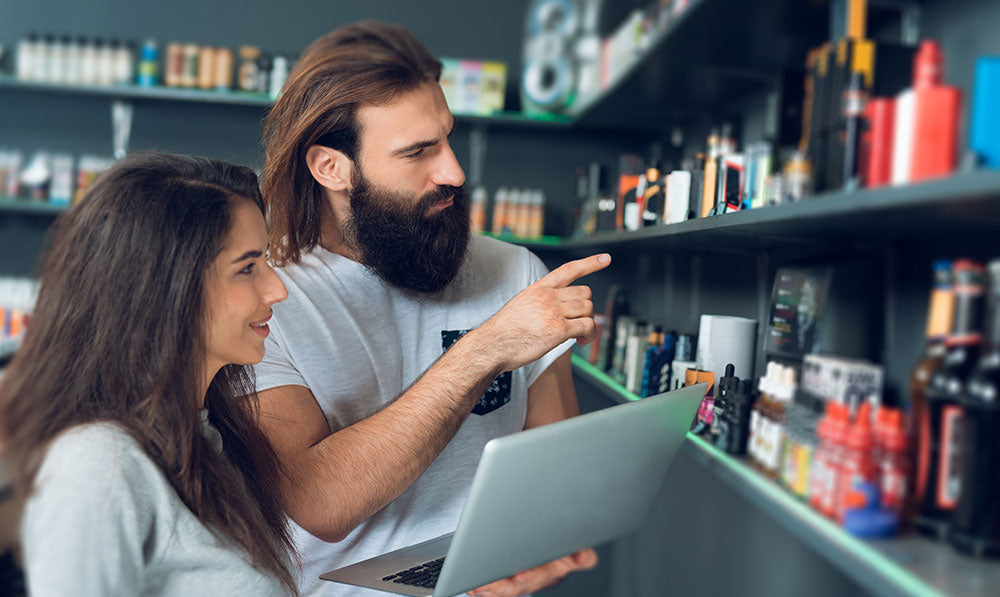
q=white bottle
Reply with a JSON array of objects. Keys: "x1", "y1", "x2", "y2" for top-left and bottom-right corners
[
  {"x1": 80, "y1": 38, "x2": 99, "y2": 86},
  {"x1": 114, "y1": 40, "x2": 134, "y2": 85},
  {"x1": 38, "y1": 34, "x2": 55, "y2": 83},
  {"x1": 97, "y1": 40, "x2": 117, "y2": 86},
  {"x1": 16, "y1": 33, "x2": 38, "y2": 81},
  {"x1": 269, "y1": 55, "x2": 289, "y2": 99},
  {"x1": 64, "y1": 36, "x2": 84, "y2": 84},
  {"x1": 49, "y1": 35, "x2": 69, "y2": 83}
]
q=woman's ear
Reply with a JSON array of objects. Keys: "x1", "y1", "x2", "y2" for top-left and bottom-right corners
[{"x1": 305, "y1": 145, "x2": 352, "y2": 192}]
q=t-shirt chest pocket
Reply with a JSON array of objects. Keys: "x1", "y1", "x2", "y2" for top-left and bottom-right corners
[{"x1": 441, "y1": 329, "x2": 511, "y2": 416}]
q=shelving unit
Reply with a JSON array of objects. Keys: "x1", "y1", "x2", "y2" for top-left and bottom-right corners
[
  {"x1": 495, "y1": 170, "x2": 1000, "y2": 255},
  {"x1": 570, "y1": 353, "x2": 999, "y2": 597},
  {"x1": 0, "y1": 74, "x2": 573, "y2": 129},
  {"x1": 570, "y1": 0, "x2": 826, "y2": 129}
]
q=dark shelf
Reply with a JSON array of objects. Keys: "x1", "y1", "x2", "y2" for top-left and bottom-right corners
[
  {"x1": 0, "y1": 0, "x2": 826, "y2": 132},
  {"x1": 478, "y1": 231, "x2": 564, "y2": 250},
  {"x1": 0, "y1": 197, "x2": 68, "y2": 216},
  {"x1": 0, "y1": 75, "x2": 572, "y2": 129},
  {"x1": 555, "y1": 170, "x2": 1000, "y2": 253},
  {"x1": 570, "y1": 0, "x2": 827, "y2": 129},
  {"x1": 570, "y1": 353, "x2": 1000, "y2": 597}
]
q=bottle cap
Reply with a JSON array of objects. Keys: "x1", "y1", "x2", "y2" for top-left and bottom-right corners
[
  {"x1": 843, "y1": 508, "x2": 899, "y2": 538},
  {"x1": 913, "y1": 40, "x2": 944, "y2": 89},
  {"x1": 847, "y1": 402, "x2": 873, "y2": 450}
]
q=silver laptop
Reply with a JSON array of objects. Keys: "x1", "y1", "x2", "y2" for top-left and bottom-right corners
[{"x1": 320, "y1": 383, "x2": 706, "y2": 596}]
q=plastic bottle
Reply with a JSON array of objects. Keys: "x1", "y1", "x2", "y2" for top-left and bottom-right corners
[
  {"x1": 81, "y1": 38, "x2": 99, "y2": 86},
  {"x1": 490, "y1": 187, "x2": 508, "y2": 235},
  {"x1": 469, "y1": 186, "x2": 488, "y2": 233},
  {"x1": 198, "y1": 46, "x2": 216, "y2": 90},
  {"x1": 213, "y1": 47, "x2": 234, "y2": 91},
  {"x1": 270, "y1": 55, "x2": 289, "y2": 99},
  {"x1": 15, "y1": 33, "x2": 38, "y2": 81},
  {"x1": 810, "y1": 401, "x2": 849, "y2": 518},
  {"x1": 749, "y1": 363, "x2": 778, "y2": 469},
  {"x1": 135, "y1": 39, "x2": 159, "y2": 88},
  {"x1": 114, "y1": 40, "x2": 134, "y2": 86},
  {"x1": 837, "y1": 402, "x2": 877, "y2": 522},
  {"x1": 877, "y1": 407, "x2": 909, "y2": 516},
  {"x1": 767, "y1": 366, "x2": 796, "y2": 478}
]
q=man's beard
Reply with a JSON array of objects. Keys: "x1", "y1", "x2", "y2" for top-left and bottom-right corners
[{"x1": 344, "y1": 168, "x2": 470, "y2": 294}]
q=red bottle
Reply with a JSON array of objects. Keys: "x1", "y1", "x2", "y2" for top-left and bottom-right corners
[
  {"x1": 837, "y1": 402, "x2": 877, "y2": 522},
  {"x1": 810, "y1": 401, "x2": 849, "y2": 518},
  {"x1": 892, "y1": 40, "x2": 963, "y2": 184},
  {"x1": 877, "y1": 408, "x2": 909, "y2": 516}
]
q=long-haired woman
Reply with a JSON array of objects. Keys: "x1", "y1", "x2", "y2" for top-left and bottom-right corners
[{"x1": 0, "y1": 151, "x2": 296, "y2": 595}]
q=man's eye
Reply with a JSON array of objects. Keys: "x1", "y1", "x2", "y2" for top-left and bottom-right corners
[
  {"x1": 405, "y1": 148, "x2": 425, "y2": 159},
  {"x1": 240, "y1": 262, "x2": 255, "y2": 275}
]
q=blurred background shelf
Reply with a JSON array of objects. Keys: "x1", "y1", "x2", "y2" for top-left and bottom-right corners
[
  {"x1": 555, "y1": 170, "x2": 1000, "y2": 253},
  {"x1": 570, "y1": 0, "x2": 827, "y2": 130},
  {"x1": 0, "y1": 75, "x2": 573, "y2": 129},
  {"x1": 0, "y1": 197, "x2": 68, "y2": 216},
  {"x1": 570, "y1": 353, "x2": 1000, "y2": 597}
]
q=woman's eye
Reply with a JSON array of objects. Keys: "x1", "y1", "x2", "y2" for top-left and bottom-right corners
[{"x1": 240, "y1": 262, "x2": 255, "y2": 275}]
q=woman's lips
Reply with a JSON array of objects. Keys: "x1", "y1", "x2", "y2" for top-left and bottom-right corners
[{"x1": 250, "y1": 313, "x2": 272, "y2": 338}]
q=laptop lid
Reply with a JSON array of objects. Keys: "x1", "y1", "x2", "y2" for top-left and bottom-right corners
[{"x1": 433, "y1": 383, "x2": 705, "y2": 596}]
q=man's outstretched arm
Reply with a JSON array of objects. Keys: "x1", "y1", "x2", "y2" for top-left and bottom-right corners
[{"x1": 257, "y1": 254, "x2": 610, "y2": 542}]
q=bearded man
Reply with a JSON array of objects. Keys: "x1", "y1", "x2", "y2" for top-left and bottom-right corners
[{"x1": 254, "y1": 21, "x2": 606, "y2": 597}]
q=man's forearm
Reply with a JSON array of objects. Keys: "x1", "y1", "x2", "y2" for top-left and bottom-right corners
[{"x1": 284, "y1": 330, "x2": 502, "y2": 542}]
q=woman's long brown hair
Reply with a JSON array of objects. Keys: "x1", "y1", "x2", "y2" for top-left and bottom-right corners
[
  {"x1": 262, "y1": 20, "x2": 442, "y2": 265},
  {"x1": 0, "y1": 151, "x2": 297, "y2": 593}
]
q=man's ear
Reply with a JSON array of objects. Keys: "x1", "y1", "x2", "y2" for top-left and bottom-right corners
[{"x1": 305, "y1": 145, "x2": 352, "y2": 192}]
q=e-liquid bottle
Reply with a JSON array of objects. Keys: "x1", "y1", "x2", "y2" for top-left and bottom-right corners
[
  {"x1": 916, "y1": 259, "x2": 986, "y2": 540},
  {"x1": 877, "y1": 407, "x2": 909, "y2": 516},
  {"x1": 749, "y1": 363, "x2": 779, "y2": 472},
  {"x1": 837, "y1": 402, "x2": 877, "y2": 522},
  {"x1": 949, "y1": 259, "x2": 1000, "y2": 558},
  {"x1": 810, "y1": 401, "x2": 849, "y2": 518}
]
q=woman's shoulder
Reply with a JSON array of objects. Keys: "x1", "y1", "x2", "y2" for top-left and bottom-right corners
[
  {"x1": 36, "y1": 422, "x2": 164, "y2": 507},
  {"x1": 44, "y1": 422, "x2": 146, "y2": 469}
]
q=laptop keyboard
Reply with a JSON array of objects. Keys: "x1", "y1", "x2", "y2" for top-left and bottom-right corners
[{"x1": 381, "y1": 557, "x2": 445, "y2": 589}]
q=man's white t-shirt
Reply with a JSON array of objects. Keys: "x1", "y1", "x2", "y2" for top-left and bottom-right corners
[{"x1": 254, "y1": 234, "x2": 571, "y2": 596}]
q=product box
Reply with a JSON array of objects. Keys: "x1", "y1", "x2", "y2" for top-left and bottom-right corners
[
  {"x1": 802, "y1": 353, "x2": 883, "y2": 413},
  {"x1": 458, "y1": 60, "x2": 482, "y2": 115},
  {"x1": 439, "y1": 58, "x2": 461, "y2": 113},
  {"x1": 479, "y1": 61, "x2": 507, "y2": 115}
]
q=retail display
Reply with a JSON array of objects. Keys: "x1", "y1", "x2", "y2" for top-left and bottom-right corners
[{"x1": 0, "y1": 148, "x2": 113, "y2": 206}]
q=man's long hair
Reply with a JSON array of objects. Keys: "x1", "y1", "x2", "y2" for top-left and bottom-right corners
[
  {"x1": 262, "y1": 20, "x2": 442, "y2": 265},
  {"x1": 0, "y1": 151, "x2": 297, "y2": 593}
]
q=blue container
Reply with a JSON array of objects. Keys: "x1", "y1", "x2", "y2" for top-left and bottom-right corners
[
  {"x1": 135, "y1": 39, "x2": 159, "y2": 88},
  {"x1": 971, "y1": 57, "x2": 1000, "y2": 169}
]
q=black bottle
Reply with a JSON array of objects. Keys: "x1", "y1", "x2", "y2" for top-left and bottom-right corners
[
  {"x1": 949, "y1": 259, "x2": 1000, "y2": 557},
  {"x1": 916, "y1": 260, "x2": 986, "y2": 540}
]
